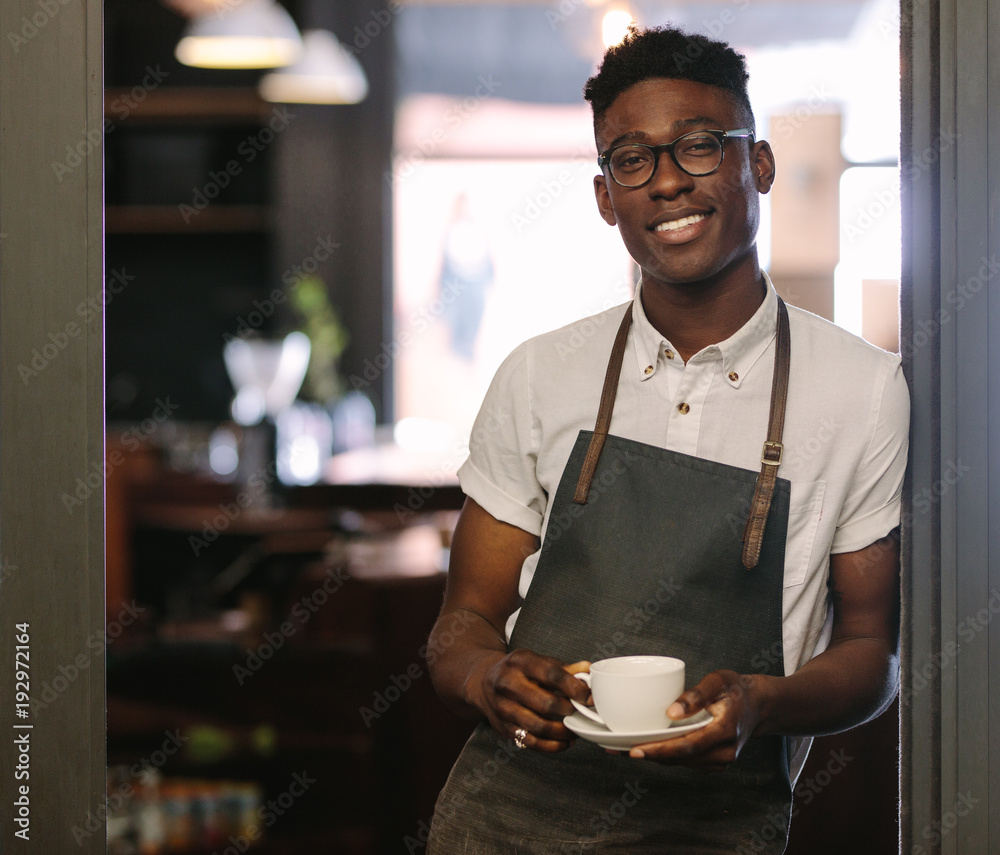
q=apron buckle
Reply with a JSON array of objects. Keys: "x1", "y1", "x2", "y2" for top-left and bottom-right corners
[{"x1": 761, "y1": 440, "x2": 783, "y2": 466}]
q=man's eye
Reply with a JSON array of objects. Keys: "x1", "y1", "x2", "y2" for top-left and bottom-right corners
[
  {"x1": 614, "y1": 152, "x2": 651, "y2": 171},
  {"x1": 679, "y1": 138, "x2": 717, "y2": 156}
]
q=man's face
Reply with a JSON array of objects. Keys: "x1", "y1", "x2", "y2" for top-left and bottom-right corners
[{"x1": 593, "y1": 77, "x2": 775, "y2": 290}]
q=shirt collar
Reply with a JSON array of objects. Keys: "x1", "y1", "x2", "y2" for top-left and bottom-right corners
[{"x1": 630, "y1": 272, "x2": 779, "y2": 388}]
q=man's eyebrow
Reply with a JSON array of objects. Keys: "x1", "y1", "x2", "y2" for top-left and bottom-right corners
[
  {"x1": 674, "y1": 116, "x2": 723, "y2": 132},
  {"x1": 603, "y1": 116, "x2": 723, "y2": 150}
]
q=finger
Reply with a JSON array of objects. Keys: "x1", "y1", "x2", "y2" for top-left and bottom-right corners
[
  {"x1": 630, "y1": 732, "x2": 737, "y2": 768},
  {"x1": 667, "y1": 672, "x2": 728, "y2": 719},
  {"x1": 525, "y1": 733, "x2": 577, "y2": 753},
  {"x1": 505, "y1": 654, "x2": 591, "y2": 708},
  {"x1": 499, "y1": 697, "x2": 581, "y2": 742},
  {"x1": 561, "y1": 661, "x2": 595, "y2": 704},
  {"x1": 560, "y1": 673, "x2": 593, "y2": 704},
  {"x1": 505, "y1": 719, "x2": 577, "y2": 754},
  {"x1": 533, "y1": 656, "x2": 593, "y2": 701},
  {"x1": 629, "y1": 705, "x2": 736, "y2": 765},
  {"x1": 630, "y1": 726, "x2": 725, "y2": 758},
  {"x1": 491, "y1": 657, "x2": 572, "y2": 713},
  {"x1": 496, "y1": 672, "x2": 580, "y2": 722}
]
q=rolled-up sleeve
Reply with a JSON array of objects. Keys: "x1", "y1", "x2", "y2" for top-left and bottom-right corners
[
  {"x1": 831, "y1": 358, "x2": 910, "y2": 554},
  {"x1": 458, "y1": 342, "x2": 547, "y2": 536}
]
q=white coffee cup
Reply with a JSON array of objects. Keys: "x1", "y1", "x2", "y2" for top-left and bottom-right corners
[{"x1": 571, "y1": 655, "x2": 685, "y2": 732}]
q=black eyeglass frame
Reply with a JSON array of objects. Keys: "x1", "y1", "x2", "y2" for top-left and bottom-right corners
[{"x1": 598, "y1": 128, "x2": 756, "y2": 187}]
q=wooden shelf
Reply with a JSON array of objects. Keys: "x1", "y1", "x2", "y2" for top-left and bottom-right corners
[
  {"x1": 105, "y1": 204, "x2": 270, "y2": 234},
  {"x1": 105, "y1": 87, "x2": 274, "y2": 124}
]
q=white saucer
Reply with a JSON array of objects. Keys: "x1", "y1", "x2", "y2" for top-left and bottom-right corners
[{"x1": 563, "y1": 709, "x2": 712, "y2": 750}]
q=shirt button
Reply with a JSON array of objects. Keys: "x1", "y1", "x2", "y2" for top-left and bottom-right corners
[
  {"x1": 664, "y1": 349, "x2": 675, "y2": 360},
  {"x1": 677, "y1": 402, "x2": 690, "y2": 414},
  {"x1": 728, "y1": 371, "x2": 739, "y2": 382},
  {"x1": 644, "y1": 365, "x2": 654, "y2": 375}
]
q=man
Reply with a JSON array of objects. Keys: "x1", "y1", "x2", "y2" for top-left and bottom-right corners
[{"x1": 425, "y1": 24, "x2": 909, "y2": 854}]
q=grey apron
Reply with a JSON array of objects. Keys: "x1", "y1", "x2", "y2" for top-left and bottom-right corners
[{"x1": 429, "y1": 300, "x2": 794, "y2": 854}]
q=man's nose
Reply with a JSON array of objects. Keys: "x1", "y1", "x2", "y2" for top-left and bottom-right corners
[{"x1": 647, "y1": 150, "x2": 696, "y2": 197}]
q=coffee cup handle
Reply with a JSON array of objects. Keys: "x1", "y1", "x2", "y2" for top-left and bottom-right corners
[{"x1": 569, "y1": 672, "x2": 607, "y2": 726}]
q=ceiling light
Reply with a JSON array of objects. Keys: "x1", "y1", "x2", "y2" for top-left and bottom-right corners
[
  {"x1": 259, "y1": 30, "x2": 368, "y2": 104},
  {"x1": 602, "y1": 9, "x2": 634, "y2": 48},
  {"x1": 175, "y1": 0, "x2": 302, "y2": 70}
]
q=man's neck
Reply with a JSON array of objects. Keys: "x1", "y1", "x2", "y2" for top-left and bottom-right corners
[{"x1": 639, "y1": 264, "x2": 767, "y2": 362}]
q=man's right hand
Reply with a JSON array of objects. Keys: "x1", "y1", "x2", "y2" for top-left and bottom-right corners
[
  {"x1": 426, "y1": 498, "x2": 590, "y2": 752},
  {"x1": 467, "y1": 648, "x2": 591, "y2": 752}
]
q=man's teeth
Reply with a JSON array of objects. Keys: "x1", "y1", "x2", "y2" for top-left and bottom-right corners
[{"x1": 654, "y1": 214, "x2": 707, "y2": 232}]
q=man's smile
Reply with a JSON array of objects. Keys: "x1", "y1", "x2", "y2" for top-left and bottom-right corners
[
  {"x1": 652, "y1": 212, "x2": 709, "y2": 232},
  {"x1": 649, "y1": 210, "x2": 712, "y2": 244}
]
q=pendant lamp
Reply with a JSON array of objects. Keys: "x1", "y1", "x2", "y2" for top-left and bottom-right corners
[
  {"x1": 175, "y1": 0, "x2": 302, "y2": 70},
  {"x1": 259, "y1": 29, "x2": 369, "y2": 104}
]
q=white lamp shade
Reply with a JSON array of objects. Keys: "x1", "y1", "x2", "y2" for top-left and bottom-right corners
[
  {"x1": 176, "y1": 0, "x2": 302, "y2": 70},
  {"x1": 259, "y1": 29, "x2": 368, "y2": 104},
  {"x1": 223, "y1": 331, "x2": 312, "y2": 424}
]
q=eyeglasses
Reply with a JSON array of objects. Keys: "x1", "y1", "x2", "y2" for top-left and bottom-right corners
[{"x1": 598, "y1": 128, "x2": 755, "y2": 187}]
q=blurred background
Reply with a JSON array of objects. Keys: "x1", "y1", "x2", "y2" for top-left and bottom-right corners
[{"x1": 102, "y1": 0, "x2": 903, "y2": 852}]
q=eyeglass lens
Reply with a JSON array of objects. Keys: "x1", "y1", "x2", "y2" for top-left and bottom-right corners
[{"x1": 609, "y1": 133, "x2": 723, "y2": 185}]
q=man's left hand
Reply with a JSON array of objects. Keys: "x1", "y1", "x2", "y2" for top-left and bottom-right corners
[
  {"x1": 626, "y1": 669, "x2": 763, "y2": 771},
  {"x1": 624, "y1": 531, "x2": 902, "y2": 770}
]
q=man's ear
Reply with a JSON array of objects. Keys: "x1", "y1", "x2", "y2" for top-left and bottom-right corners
[
  {"x1": 594, "y1": 174, "x2": 618, "y2": 226},
  {"x1": 753, "y1": 140, "x2": 776, "y2": 194}
]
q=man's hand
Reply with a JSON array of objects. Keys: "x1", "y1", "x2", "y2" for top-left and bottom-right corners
[
  {"x1": 626, "y1": 669, "x2": 763, "y2": 770},
  {"x1": 620, "y1": 530, "x2": 901, "y2": 770},
  {"x1": 470, "y1": 652, "x2": 591, "y2": 752},
  {"x1": 428, "y1": 498, "x2": 592, "y2": 751}
]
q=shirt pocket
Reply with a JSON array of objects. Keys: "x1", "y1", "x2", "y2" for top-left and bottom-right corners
[{"x1": 784, "y1": 480, "x2": 826, "y2": 588}]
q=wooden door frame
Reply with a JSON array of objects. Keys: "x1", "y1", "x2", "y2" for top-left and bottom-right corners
[
  {"x1": 900, "y1": 0, "x2": 999, "y2": 851},
  {"x1": 0, "y1": 1, "x2": 105, "y2": 850}
]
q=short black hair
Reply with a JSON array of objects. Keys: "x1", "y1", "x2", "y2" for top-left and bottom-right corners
[{"x1": 584, "y1": 24, "x2": 755, "y2": 138}]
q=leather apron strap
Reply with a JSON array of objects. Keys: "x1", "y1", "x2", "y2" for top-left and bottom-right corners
[
  {"x1": 572, "y1": 295, "x2": 791, "y2": 570},
  {"x1": 743, "y1": 298, "x2": 791, "y2": 568}
]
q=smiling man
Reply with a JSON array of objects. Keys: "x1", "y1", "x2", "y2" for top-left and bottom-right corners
[{"x1": 425, "y1": 25, "x2": 909, "y2": 854}]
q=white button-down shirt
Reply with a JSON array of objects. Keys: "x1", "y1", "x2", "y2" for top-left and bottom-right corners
[{"x1": 459, "y1": 275, "x2": 909, "y2": 773}]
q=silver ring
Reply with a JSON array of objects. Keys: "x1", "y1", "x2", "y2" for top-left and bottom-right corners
[{"x1": 513, "y1": 727, "x2": 528, "y2": 749}]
